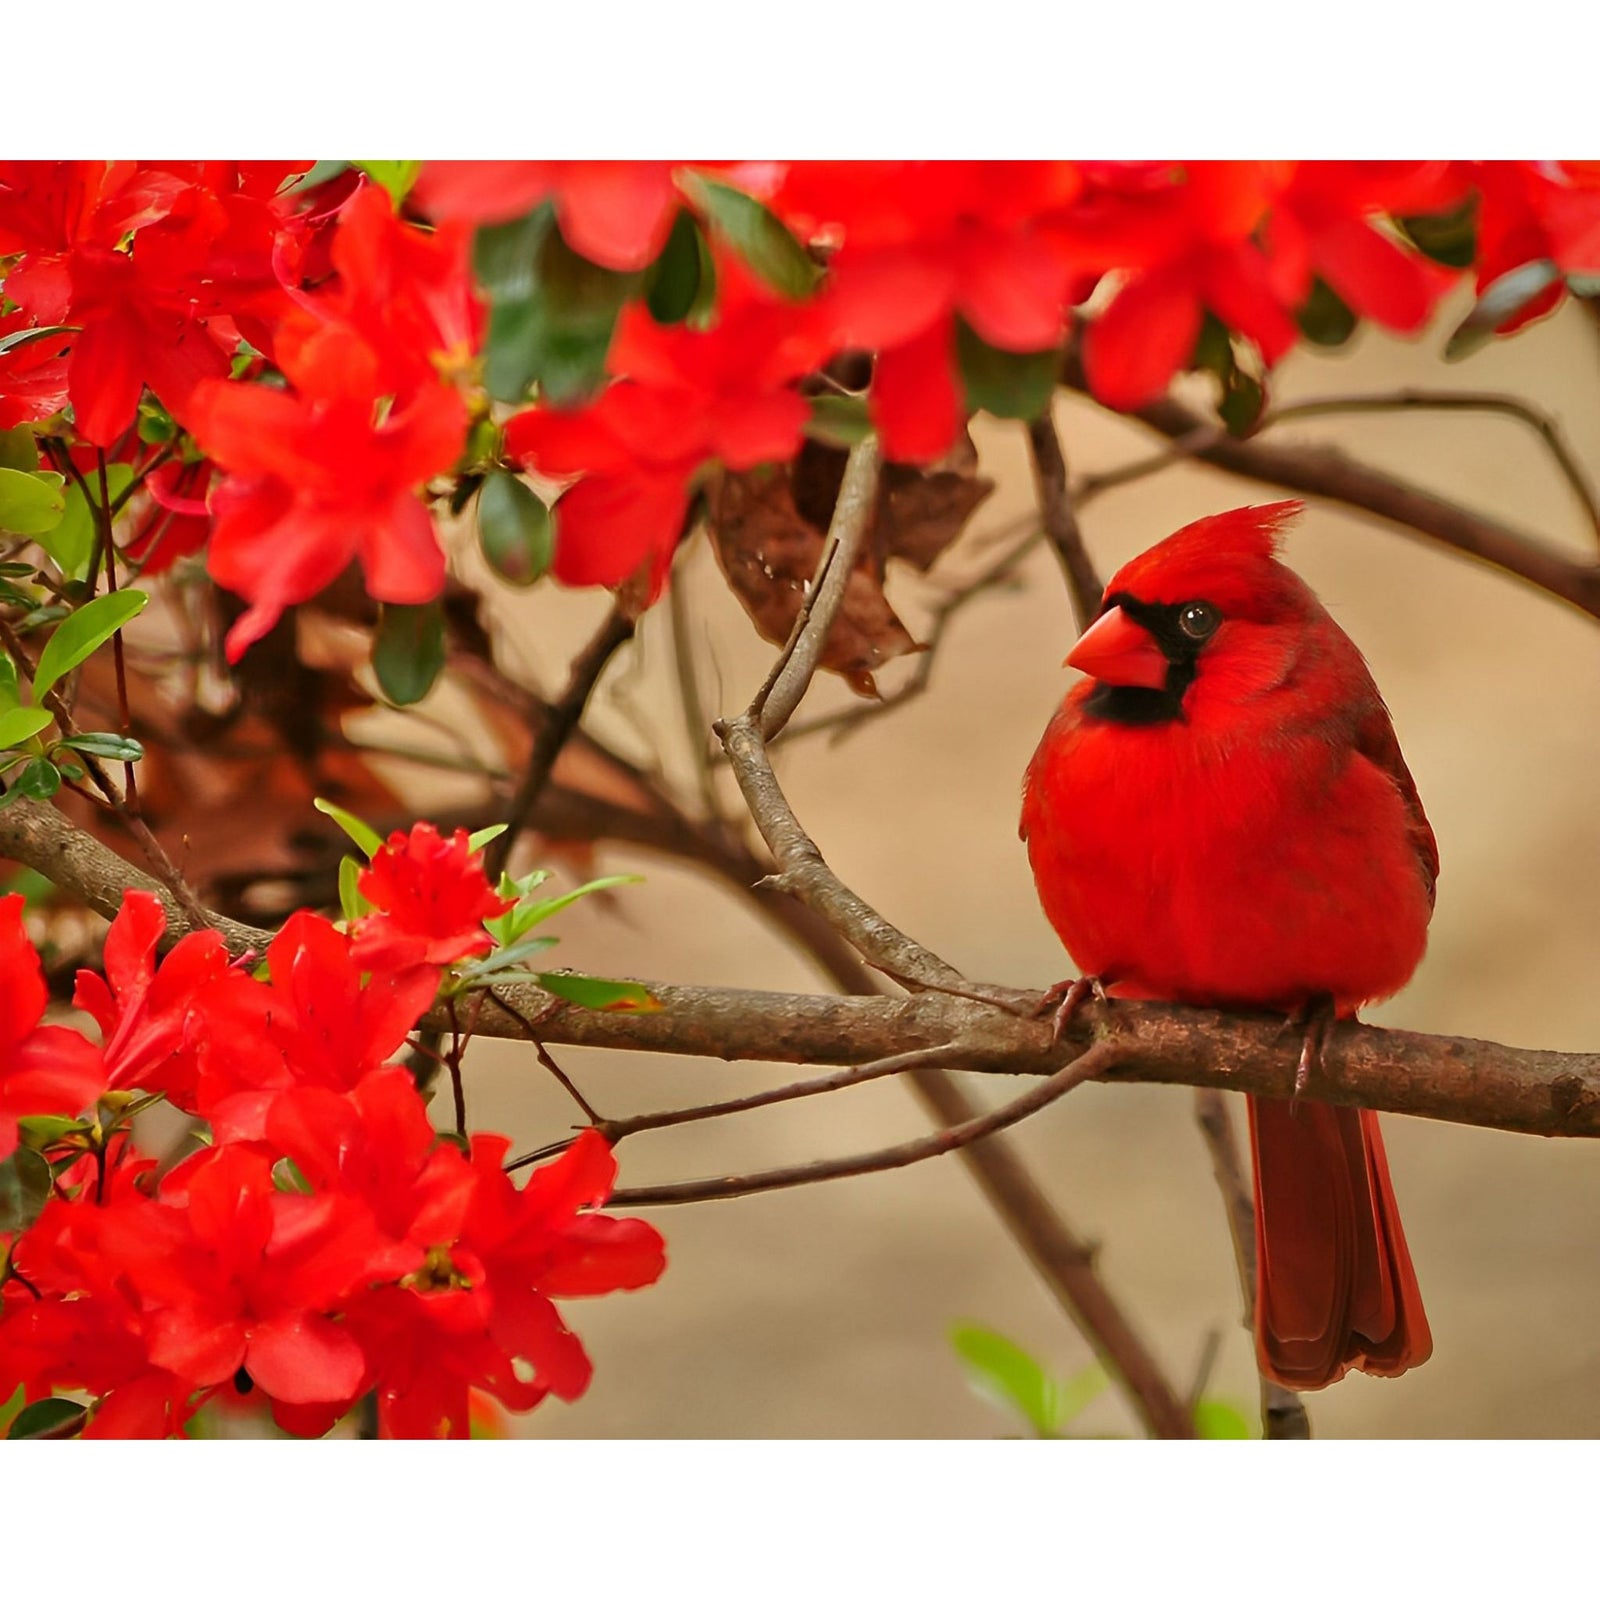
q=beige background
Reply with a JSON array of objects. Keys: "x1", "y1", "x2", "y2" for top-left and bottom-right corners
[{"x1": 444, "y1": 290, "x2": 1600, "y2": 1439}]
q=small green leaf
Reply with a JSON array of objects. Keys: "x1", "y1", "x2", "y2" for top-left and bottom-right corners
[
  {"x1": 32, "y1": 587, "x2": 148, "y2": 700},
  {"x1": 467, "y1": 823, "x2": 509, "y2": 853},
  {"x1": 950, "y1": 1322, "x2": 1061, "y2": 1438},
  {"x1": 1396, "y1": 198, "x2": 1478, "y2": 270},
  {"x1": 313, "y1": 797, "x2": 386, "y2": 859},
  {"x1": 372, "y1": 600, "x2": 446, "y2": 706},
  {"x1": 535, "y1": 971, "x2": 660, "y2": 1012},
  {"x1": 271, "y1": 1156, "x2": 314, "y2": 1195},
  {"x1": 0, "y1": 705, "x2": 53, "y2": 749},
  {"x1": 56, "y1": 731, "x2": 143, "y2": 763},
  {"x1": 955, "y1": 320, "x2": 1059, "y2": 421},
  {"x1": 282, "y1": 160, "x2": 351, "y2": 196},
  {"x1": 0, "y1": 428, "x2": 40, "y2": 473},
  {"x1": 0, "y1": 652, "x2": 17, "y2": 712},
  {"x1": 804, "y1": 393, "x2": 873, "y2": 448},
  {"x1": 1445, "y1": 259, "x2": 1563, "y2": 361},
  {"x1": 0, "y1": 468, "x2": 66, "y2": 537},
  {"x1": 1194, "y1": 1398, "x2": 1252, "y2": 1440},
  {"x1": 504, "y1": 874, "x2": 642, "y2": 939},
  {"x1": 645, "y1": 209, "x2": 713, "y2": 324},
  {"x1": 136, "y1": 398, "x2": 179, "y2": 445},
  {"x1": 353, "y1": 160, "x2": 422, "y2": 205},
  {"x1": 1217, "y1": 366, "x2": 1265, "y2": 437},
  {"x1": 35, "y1": 466, "x2": 134, "y2": 580},
  {"x1": 1297, "y1": 277, "x2": 1358, "y2": 348},
  {"x1": 0, "y1": 325, "x2": 76, "y2": 360},
  {"x1": 474, "y1": 206, "x2": 551, "y2": 301},
  {"x1": 1565, "y1": 272, "x2": 1600, "y2": 298},
  {"x1": 477, "y1": 471, "x2": 554, "y2": 587},
  {"x1": 13, "y1": 757, "x2": 61, "y2": 801},
  {"x1": 8, "y1": 1396, "x2": 88, "y2": 1440},
  {"x1": 16, "y1": 1114, "x2": 89, "y2": 1150},
  {"x1": 0, "y1": 1145, "x2": 52, "y2": 1233},
  {"x1": 1053, "y1": 1362, "x2": 1110, "y2": 1427},
  {"x1": 679, "y1": 172, "x2": 821, "y2": 300},
  {"x1": 454, "y1": 935, "x2": 560, "y2": 984},
  {"x1": 338, "y1": 854, "x2": 372, "y2": 922}
]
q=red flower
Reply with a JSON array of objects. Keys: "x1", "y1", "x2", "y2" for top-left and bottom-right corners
[
  {"x1": 1472, "y1": 162, "x2": 1600, "y2": 338},
  {"x1": 274, "y1": 183, "x2": 483, "y2": 404},
  {"x1": 352, "y1": 822, "x2": 512, "y2": 974},
  {"x1": 772, "y1": 162, "x2": 1083, "y2": 460},
  {"x1": 188, "y1": 376, "x2": 465, "y2": 659},
  {"x1": 504, "y1": 254, "x2": 830, "y2": 593},
  {"x1": 0, "y1": 895, "x2": 106, "y2": 1161},
  {"x1": 0, "y1": 308, "x2": 71, "y2": 428},
  {"x1": 71, "y1": 889, "x2": 264, "y2": 1112},
  {"x1": 348, "y1": 1130, "x2": 665, "y2": 1438},
  {"x1": 412, "y1": 160, "x2": 682, "y2": 272}
]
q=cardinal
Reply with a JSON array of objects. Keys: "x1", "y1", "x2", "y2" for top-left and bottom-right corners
[{"x1": 1020, "y1": 500, "x2": 1433, "y2": 1390}]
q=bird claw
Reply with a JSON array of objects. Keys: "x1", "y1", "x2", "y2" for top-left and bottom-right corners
[
  {"x1": 1034, "y1": 975, "x2": 1106, "y2": 1045},
  {"x1": 1289, "y1": 997, "x2": 1335, "y2": 1105}
]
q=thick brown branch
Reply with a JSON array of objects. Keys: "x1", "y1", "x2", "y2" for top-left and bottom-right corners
[
  {"x1": 1026, "y1": 412, "x2": 1102, "y2": 626},
  {"x1": 1061, "y1": 363, "x2": 1600, "y2": 621}
]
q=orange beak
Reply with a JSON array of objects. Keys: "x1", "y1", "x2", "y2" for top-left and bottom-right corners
[{"x1": 1065, "y1": 605, "x2": 1168, "y2": 690}]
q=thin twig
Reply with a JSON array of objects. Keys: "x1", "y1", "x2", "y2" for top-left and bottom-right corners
[
  {"x1": 1060, "y1": 360, "x2": 1600, "y2": 621},
  {"x1": 1193, "y1": 1088, "x2": 1311, "y2": 1439},
  {"x1": 598, "y1": 1042, "x2": 973, "y2": 1142},
  {"x1": 1026, "y1": 411, "x2": 1102, "y2": 626},
  {"x1": 606, "y1": 1040, "x2": 1119, "y2": 1207},
  {"x1": 668, "y1": 539, "x2": 725, "y2": 824},
  {"x1": 484, "y1": 602, "x2": 636, "y2": 878},
  {"x1": 96, "y1": 450, "x2": 141, "y2": 811}
]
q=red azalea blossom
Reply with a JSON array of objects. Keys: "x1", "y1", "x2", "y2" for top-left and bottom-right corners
[
  {"x1": 1472, "y1": 161, "x2": 1600, "y2": 337},
  {"x1": 188, "y1": 376, "x2": 465, "y2": 659},
  {"x1": 0, "y1": 895, "x2": 106, "y2": 1160},
  {"x1": 504, "y1": 254, "x2": 830, "y2": 593},
  {"x1": 412, "y1": 160, "x2": 682, "y2": 272},
  {"x1": 352, "y1": 822, "x2": 512, "y2": 974}
]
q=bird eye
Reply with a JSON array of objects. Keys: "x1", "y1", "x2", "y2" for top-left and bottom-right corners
[{"x1": 1178, "y1": 602, "x2": 1219, "y2": 641}]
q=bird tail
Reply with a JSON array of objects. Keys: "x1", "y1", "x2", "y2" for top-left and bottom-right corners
[{"x1": 1246, "y1": 1095, "x2": 1432, "y2": 1390}]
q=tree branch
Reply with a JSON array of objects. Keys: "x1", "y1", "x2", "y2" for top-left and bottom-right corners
[
  {"x1": 1061, "y1": 362, "x2": 1600, "y2": 622},
  {"x1": 1026, "y1": 412, "x2": 1102, "y2": 626}
]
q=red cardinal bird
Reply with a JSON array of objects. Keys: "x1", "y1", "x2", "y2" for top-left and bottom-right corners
[{"x1": 1021, "y1": 500, "x2": 1434, "y2": 1389}]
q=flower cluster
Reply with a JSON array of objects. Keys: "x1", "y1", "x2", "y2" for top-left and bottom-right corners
[
  {"x1": 0, "y1": 823, "x2": 666, "y2": 1439},
  {"x1": 3, "y1": 160, "x2": 1599, "y2": 661}
]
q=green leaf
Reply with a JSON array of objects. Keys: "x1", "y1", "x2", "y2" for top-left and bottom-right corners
[
  {"x1": 136, "y1": 397, "x2": 178, "y2": 446},
  {"x1": 271, "y1": 1156, "x2": 314, "y2": 1195},
  {"x1": 477, "y1": 206, "x2": 636, "y2": 405},
  {"x1": 679, "y1": 172, "x2": 821, "y2": 301},
  {"x1": 454, "y1": 935, "x2": 560, "y2": 984},
  {"x1": 645, "y1": 209, "x2": 714, "y2": 325},
  {"x1": 0, "y1": 324, "x2": 75, "y2": 360},
  {"x1": 13, "y1": 757, "x2": 61, "y2": 801},
  {"x1": 32, "y1": 587, "x2": 148, "y2": 700},
  {"x1": 498, "y1": 874, "x2": 642, "y2": 944},
  {"x1": 0, "y1": 651, "x2": 17, "y2": 713},
  {"x1": 1194, "y1": 1398, "x2": 1252, "y2": 1440},
  {"x1": 1565, "y1": 272, "x2": 1600, "y2": 298},
  {"x1": 313, "y1": 797, "x2": 386, "y2": 859},
  {"x1": 36, "y1": 465, "x2": 134, "y2": 580},
  {"x1": 0, "y1": 468, "x2": 66, "y2": 537},
  {"x1": 353, "y1": 161, "x2": 422, "y2": 205},
  {"x1": 372, "y1": 600, "x2": 446, "y2": 706},
  {"x1": 950, "y1": 1323, "x2": 1061, "y2": 1438},
  {"x1": 1445, "y1": 259, "x2": 1563, "y2": 361},
  {"x1": 282, "y1": 160, "x2": 351, "y2": 195},
  {"x1": 1396, "y1": 198, "x2": 1478, "y2": 269},
  {"x1": 16, "y1": 1114, "x2": 88, "y2": 1150},
  {"x1": 1217, "y1": 366, "x2": 1265, "y2": 438},
  {"x1": 955, "y1": 320, "x2": 1059, "y2": 421},
  {"x1": 1297, "y1": 277, "x2": 1358, "y2": 348},
  {"x1": 8, "y1": 1396, "x2": 88, "y2": 1440},
  {"x1": 0, "y1": 427, "x2": 40, "y2": 473},
  {"x1": 534, "y1": 971, "x2": 661, "y2": 1012},
  {"x1": 477, "y1": 471, "x2": 554, "y2": 587},
  {"x1": 804, "y1": 393, "x2": 873, "y2": 448},
  {"x1": 1054, "y1": 1362, "x2": 1110, "y2": 1427},
  {"x1": 0, "y1": 1146, "x2": 52, "y2": 1233},
  {"x1": 338, "y1": 854, "x2": 372, "y2": 922},
  {"x1": 467, "y1": 823, "x2": 509, "y2": 853},
  {"x1": 56, "y1": 731, "x2": 143, "y2": 763},
  {"x1": 0, "y1": 705, "x2": 53, "y2": 749}
]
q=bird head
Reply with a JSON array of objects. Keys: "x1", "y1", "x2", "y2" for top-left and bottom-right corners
[{"x1": 1067, "y1": 501, "x2": 1324, "y2": 725}]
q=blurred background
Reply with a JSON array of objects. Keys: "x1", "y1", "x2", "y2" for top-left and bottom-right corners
[{"x1": 433, "y1": 288, "x2": 1600, "y2": 1439}]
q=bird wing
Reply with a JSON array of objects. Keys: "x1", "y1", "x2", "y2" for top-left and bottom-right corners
[{"x1": 1353, "y1": 703, "x2": 1439, "y2": 908}]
